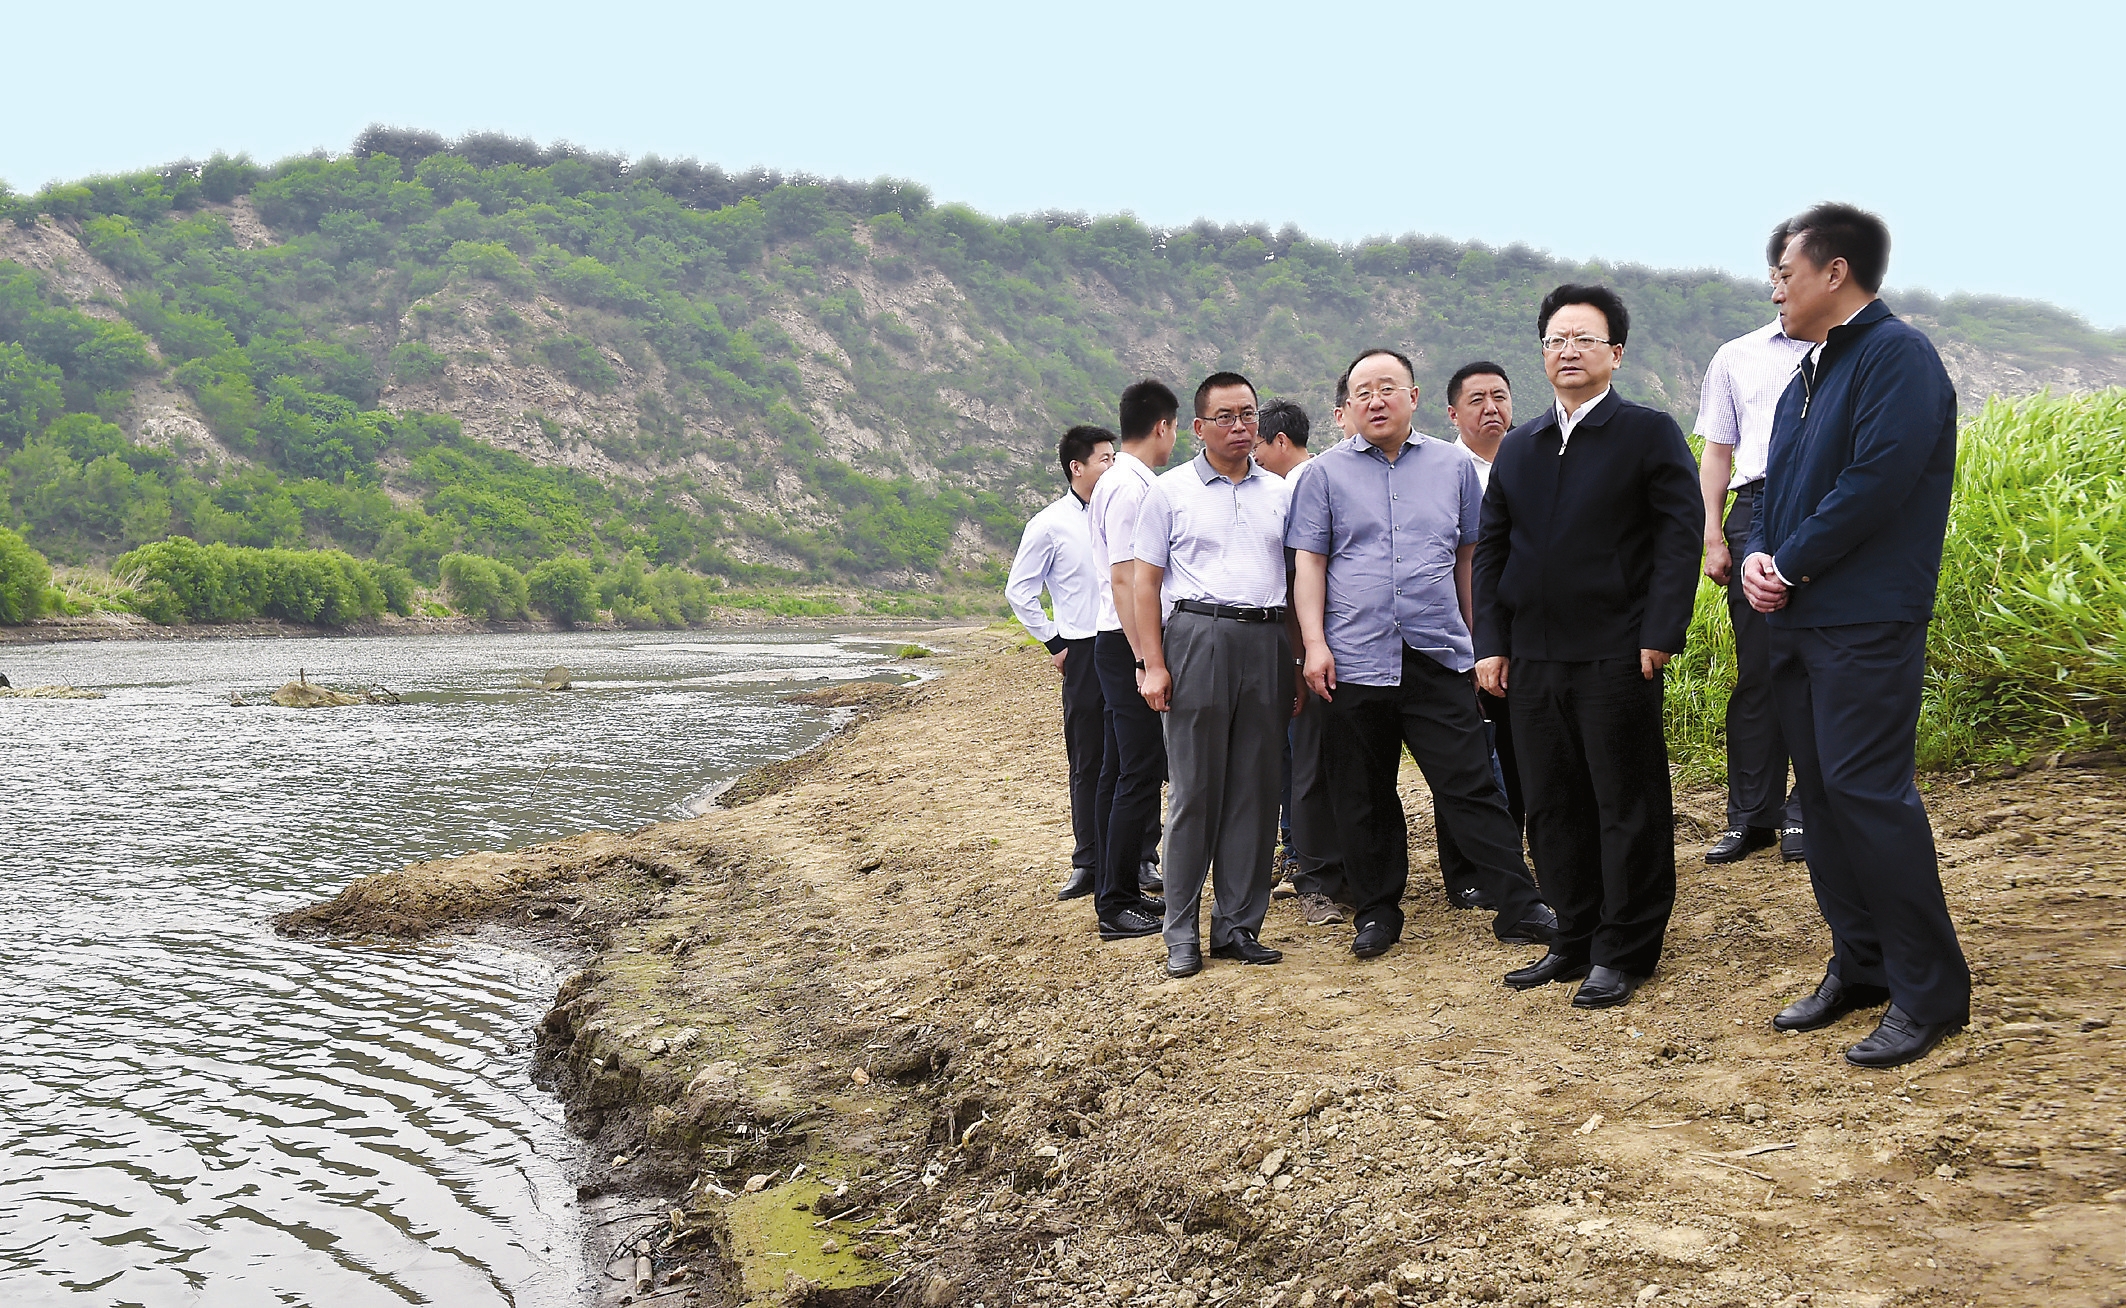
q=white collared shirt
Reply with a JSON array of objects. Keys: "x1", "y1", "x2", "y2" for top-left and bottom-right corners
[
  {"x1": 1452, "y1": 436, "x2": 1494, "y2": 491},
  {"x1": 1695, "y1": 319, "x2": 1812, "y2": 487},
  {"x1": 1134, "y1": 453, "x2": 1292, "y2": 616},
  {"x1": 1554, "y1": 387, "x2": 1612, "y2": 452},
  {"x1": 1004, "y1": 491, "x2": 1100, "y2": 644},
  {"x1": 1087, "y1": 449, "x2": 1159, "y2": 631}
]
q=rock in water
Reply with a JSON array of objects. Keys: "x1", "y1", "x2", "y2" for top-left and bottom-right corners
[
  {"x1": 541, "y1": 665, "x2": 573, "y2": 691},
  {"x1": 0, "y1": 684, "x2": 106, "y2": 700},
  {"x1": 270, "y1": 681, "x2": 365, "y2": 709}
]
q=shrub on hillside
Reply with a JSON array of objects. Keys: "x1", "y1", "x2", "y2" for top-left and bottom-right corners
[
  {"x1": 114, "y1": 537, "x2": 387, "y2": 626},
  {"x1": 439, "y1": 552, "x2": 528, "y2": 620},
  {"x1": 527, "y1": 556, "x2": 597, "y2": 625},
  {"x1": 0, "y1": 526, "x2": 51, "y2": 623}
]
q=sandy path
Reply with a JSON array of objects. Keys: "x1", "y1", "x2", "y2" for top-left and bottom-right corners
[{"x1": 287, "y1": 629, "x2": 2125, "y2": 1308}]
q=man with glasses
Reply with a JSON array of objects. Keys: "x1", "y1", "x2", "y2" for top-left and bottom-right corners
[
  {"x1": 1698, "y1": 224, "x2": 1811, "y2": 868},
  {"x1": 1290, "y1": 349, "x2": 1559, "y2": 962},
  {"x1": 1249, "y1": 399, "x2": 1349, "y2": 927},
  {"x1": 1473, "y1": 287, "x2": 1701, "y2": 1008},
  {"x1": 1132, "y1": 372, "x2": 1300, "y2": 978}
]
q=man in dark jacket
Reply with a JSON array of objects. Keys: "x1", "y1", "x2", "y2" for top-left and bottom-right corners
[
  {"x1": 1473, "y1": 284, "x2": 1702, "y2": 1008},
  {"x1": 1744, "y1": 203, "x2": 1969, "y2": 1069}
]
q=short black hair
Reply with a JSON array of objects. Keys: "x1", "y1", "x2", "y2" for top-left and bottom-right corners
[
  {"x1": 1339, "y1": 348, "x2": 1416, "y2": 391},
  {"x1": 1118, "y1": 379, "x2": 1179, "y2": 441},
  {"x1": 1058, "y1": 425, "x2": 1115, "y2": 481},
  {"x1": 1446, "y1": 361, "x2": 1511, "y2": 407},
  {"x1": 1786, "y1": 202, "x2": 1890, "y2": 293},
  {"x1": 1537, "y1": 284, "x2": 1630, "y2": 347},
  {"x1": 1193, "y1": 371, "x2": 1256, "y2": 419},
  {"x1": 1257, "y1": 399, "x2": 1311, "y2": 449},
  {"x1": 1765, "y1": 219, "x2": 1792, "y2": 270}
]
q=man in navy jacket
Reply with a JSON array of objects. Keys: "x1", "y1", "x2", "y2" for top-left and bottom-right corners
[
  {"x1": 1474, "y1": 285, "x2": 1702, "y2": 1008},
  {"x1": 1744, "y1": 202, "x2": 1970, "y2": 1069}
]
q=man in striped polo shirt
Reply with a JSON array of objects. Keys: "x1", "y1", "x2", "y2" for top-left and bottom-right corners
[{"x1": 1132, "y1": 372, "x2": 1301, "y2": 979}]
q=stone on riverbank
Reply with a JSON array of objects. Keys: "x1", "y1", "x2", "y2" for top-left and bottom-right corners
[
  {"x1": 270, "y1": 680, "x2": 366, "y2": 708},
  {"x1": 0, "y1": 684, "x2": 106, "y2": 699},
  {"x1": 542, "y1": 665, "x2": 573, "y2": 691}
]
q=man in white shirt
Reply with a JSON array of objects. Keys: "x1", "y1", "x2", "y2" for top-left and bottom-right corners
[
  {"x1": 1438, "y1": 360, "x2": 1526, "y2": 899},
  {"x1": 1086, "y1": 380, "x2": 1180, "y2": 941},
  {"x1": 1444, "y1": 360, "x2": 1513, "y2": 493},
  {"x1": 1249, "y1": 399, "x2": 1347, "y2": 927},
  {"x1": 1006, "y1": 426, "x2": 1115, "y2": 899},
  {"x1": 1133, "y1": 372, "x2": 1300, "y2": 978},
  {"x1": 1698, "y1": 221, "x2": 1814, "y2": 868}
]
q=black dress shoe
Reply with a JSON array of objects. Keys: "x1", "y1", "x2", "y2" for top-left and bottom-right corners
[
  {"x1": 1846, "y1": 1005, "x2": 1963, "y2": 1068},
  {"x1": 1352, "y1": 921, "x2": 1397, "y2": 959},
  {"x1": 1165, "y1": 941, "x2": 1203, "y2": 978},
  {"x1": 1504, "y1": 950, "x2": 1589, "y2": 990},
  {"x1": 1210, "y1": 929, "x2": 1282, "y2": 965},
  {"x1": 1495, "y1": 902, "x2": 1558, "y2": 946},
  {"x1": 1772, "y1": 971, "x2": 1890, "y2": 1032},
  {"x1": 1779, "y1": 826, "x2": 1806, "y2": 863},
  {"x1": 1571, "y1": 965, "x2": 1644, "y2": 1009},
  {"x1": 1138, "y1": 866, "x2": 1165, "y2": 897},
  {"x1": 1705, "y1": 827, "x2": 1776, "y2": 863},
  {"x1": 1130, "y1": 893, "x2": 1168, "y2": 919},
  {"x1": 1097, "y1": 906, "x2": 1161, "y2": 941},
  {"x1": 1448, "y1": 885, "x2": 1497, "y2": 911},
  {"x1": 1058, "y1": 865, "x2": 1095, "y2": 900}
]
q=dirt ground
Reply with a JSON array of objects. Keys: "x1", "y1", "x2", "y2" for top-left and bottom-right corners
[{"x1": 283, "y1": 627, "x2": 2126, "y2": 1308}]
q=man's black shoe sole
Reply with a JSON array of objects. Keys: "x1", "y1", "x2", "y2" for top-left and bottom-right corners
[{"x1": 1210, "y1": 947, "x2": 1282, "y2": 965}]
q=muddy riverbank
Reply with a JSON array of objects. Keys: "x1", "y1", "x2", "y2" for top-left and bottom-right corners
[{"x1": 281, "y1": 632, "x2": 2126, "y2": 1308}]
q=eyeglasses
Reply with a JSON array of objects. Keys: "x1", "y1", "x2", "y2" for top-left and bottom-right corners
[
  {"x1": 1540, "y1": 334, "x2": 1613, "y2": 354},
  {"x1": 1346, "y1": 384, "x2": 1412, "y2": 406},
  {"x1": 1202, "y1": 408, "x2": 1259, "y2": 430}
]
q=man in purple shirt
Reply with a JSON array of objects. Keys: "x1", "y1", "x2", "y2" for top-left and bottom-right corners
[{"x1": 1289, "y1": 348, "x2": 1558, "y2": 962}]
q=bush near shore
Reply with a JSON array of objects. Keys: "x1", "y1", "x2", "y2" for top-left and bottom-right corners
[{"x1": 1664, "y1": 387, "x2": 2123, "y2": 775}]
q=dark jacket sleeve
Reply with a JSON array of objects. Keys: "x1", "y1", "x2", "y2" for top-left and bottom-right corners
[
  {"x1": 1472, "y1": 467, "x2": 1512, "y2": 660},
  {"x1": 1769, "y1": 333, "x2": 1952, "y2": 587},
  {"x1": 1640, "y1": 413, "x2": 1704, "y2": 653}
]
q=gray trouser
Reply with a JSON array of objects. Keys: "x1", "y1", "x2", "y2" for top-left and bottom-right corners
[
  {"x1": 1288, "y1": 687, "x2": 1346, "y2": 899},
  {"x1": 1159, "y1": 610, "x2": 1288, "y2": 948}
]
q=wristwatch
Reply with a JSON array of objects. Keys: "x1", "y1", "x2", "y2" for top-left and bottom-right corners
[{"x1": 1134, "y1": 659, "x2": 1146, "y2": 671}]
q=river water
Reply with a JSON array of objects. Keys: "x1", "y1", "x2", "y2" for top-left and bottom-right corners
[{"x1": 0, "y1": 629, "x2": 925, "y2": 1307}]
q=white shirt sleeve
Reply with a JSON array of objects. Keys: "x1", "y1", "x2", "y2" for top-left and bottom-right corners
[
  {"x1": 1695, "y1": 347, "x2": 1740, "y2": 445},
  {"x1": 1004, "y1": 514, "x2": 1060, "y2": 644}
]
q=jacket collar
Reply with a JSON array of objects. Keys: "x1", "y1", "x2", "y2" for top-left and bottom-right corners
[
  {"x1": 1537, "y1": 386, "x2": 1623, "y2": 433},
  {"x1": 1817, "y1": 298, "x2": 1892, "y2": 369}
]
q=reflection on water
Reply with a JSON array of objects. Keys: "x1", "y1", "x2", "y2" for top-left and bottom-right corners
[{"x1": 0, "y1": 630, "x2": 917, "y2": 1306}]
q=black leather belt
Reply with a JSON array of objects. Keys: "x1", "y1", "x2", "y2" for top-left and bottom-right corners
[
  {"x1": 1734, "y1": 478, "x2": 1765, "y2": 496},
  {"x1": 1172, "y1": 599, "x2": 1287, "y2": 623}
]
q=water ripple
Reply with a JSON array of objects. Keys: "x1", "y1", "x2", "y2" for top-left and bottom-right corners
[{"x1": 0, "y1": 629, "x2": 902, "y2": 1305}]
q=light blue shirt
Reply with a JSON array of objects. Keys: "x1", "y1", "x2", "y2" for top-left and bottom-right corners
[{"x1": 1285, "y1": 432, "x2": 1483, "y2": 682}]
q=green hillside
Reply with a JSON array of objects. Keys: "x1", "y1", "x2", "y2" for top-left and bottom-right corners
[{"x1": 3, "y1": 128, "x2": 2122, "y2": 604}]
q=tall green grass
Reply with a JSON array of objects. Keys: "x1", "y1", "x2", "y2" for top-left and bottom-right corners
[{"x1": 1665, "y1": 388, "x2": 2124, "y2": 778}]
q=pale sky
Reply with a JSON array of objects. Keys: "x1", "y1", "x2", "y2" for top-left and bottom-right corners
[{"x1": 5, "y1": 0, "x2": 2120, "y2": 327}]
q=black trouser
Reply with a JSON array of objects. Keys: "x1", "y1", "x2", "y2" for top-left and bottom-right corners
[
  {"x1": 1436, "y1": 687, "x2": 1526, "y2": 898},
  {"x1": 1769, "y1": 620, "x2": 1970, "y2": 1025},
  {"x1": 1723, "y1": 482, "x2": 1802, "y2": 832},
  {"x1": 1287, "y1": 687, "x2": 1345, "y2": 900},
  {"x1": 1058, "y1": 637, "x2": 1103, "y2": 873},
  {"x1": 1322, "y1": 648, "x2": 1544, "y2": 940},
  {"x1": 1094, "y1": 629, "x2": 1166, "y2": 921},
  {"x1": 1510, "y1": 656, "x2": 1675, "y2": 976}
]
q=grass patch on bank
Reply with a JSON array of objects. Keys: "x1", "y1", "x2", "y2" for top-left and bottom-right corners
[{"x1": 1666, "y1": 387, "x2": 2124, "y2": 779}]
